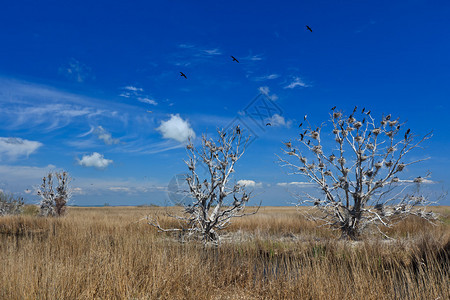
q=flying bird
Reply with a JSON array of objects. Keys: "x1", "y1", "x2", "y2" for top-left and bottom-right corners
[
  {"x1": 180, "y1": 72, "x2": 187, "y2": 79},
  {"x1": 230, "y1": 56, "x2": 239, "y2": 63},
  {"x1": 266, "y1": 123, "x2": 271, "y2": 126},
  {"x1": 331, "y1": 106, "x2": 336, "y2": 111},
  {"x1": 306, "y1": 25, "x2": 313, "y2": 32}
]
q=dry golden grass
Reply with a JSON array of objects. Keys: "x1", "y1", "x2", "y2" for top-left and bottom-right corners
[{"x1": 0, "y1": 206, "x2": 448, "y2": 299}]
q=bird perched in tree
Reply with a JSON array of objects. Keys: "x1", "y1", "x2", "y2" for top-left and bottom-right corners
[
  {"x1": 230, "y1": 55, "x2": 239, "y2": 63},
  {"x1": 306, "y1": 25, "x2": 313, "y2": 32},
  {"x1": 406, "y1": 128, "x2": 410, "y2": 135},
  {"x1": 362, "y1": 107, "x2": 365, "y2": 113},
  {"x1": 300, "y1": 133, "x2": 304, "y2": 141},
  {"x1": 299, "y1": 122, "x2": 303, "y2": 127},
  {"x1": 331, "y1": 106, "x2": 336, "y2": 111},
  {"x1": 307, "y1": 140, "x2": 311, "y2": 145},
  {"x1": 236, "y1": 125, "x2": 241, "y2": 134},
  {"x1": 266, "y1": 123, "x2": 271, "y2": 126},
  {"x1": 362, "y1": 118, "x2": 365, "y2": 124},
  {"x1": 353, "y1": 106, "x2": 358, "y2": 113},
  {"x1": 385, "y1": 114, "x2": 391, "y2": 120},
  {"x1": 180, "y1": 72, "x2": 187, "y2": 79},
  {"x1": 366, "y1": 110, "x2": 371, "y2": 115},
  {"x1": 304, "y1": 114, "x2": 307, "y2": 120},
  {"x1": 283, "y1": 141, "x2": 292, "y2": 148}
]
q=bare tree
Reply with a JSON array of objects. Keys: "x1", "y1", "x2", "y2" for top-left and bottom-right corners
[
  {"x1": 279, "y1": 108, "x2": 438, "y2": 240},
  {"x1": 149, "y1": 127, "x2": 258, "y2": 244},
  {"x1": 37, "y1": 171, "x2": 72, "y2": 217}
]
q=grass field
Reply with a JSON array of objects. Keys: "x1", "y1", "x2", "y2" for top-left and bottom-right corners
[{"x1": 0, "y1": 206, "x2": 449, "y2": 299}]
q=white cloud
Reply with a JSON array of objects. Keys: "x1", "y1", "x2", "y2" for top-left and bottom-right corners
[
  {"x1": 59, "y1": 58, "x2": 93, "y2": 83},
  {"x1": 123, "y1": 86, "x2": 143, "y2": 92},
  {"x1": 156, "y1": 114, "x2": 196, "y2": 143},
  {"x1": 284, "y1": 77, "x2": 310, "y2": 89},
  {"x1": 254, "y1": 74, "x2": 280, "y2": 81},
  {"x1": 0, "y1": 137, "x2": 42, "y2": 160},
  {"x1": 78, "y1": 152, "x2": 113, "y2": 169},
  {"x1": 267, "y1": 114, "x2": 292, "y2": 128},
  {"x1": 277, "y1": 182, "x2": 315, "y2": 187},
  {"x1": 93, "y1": 126, "x2": 120, "y2": 145},
  {"x1": 258, "y1": 86, "x2": 278, "y2": 100},
  {"x1": 108, "y1": 187, "x2": 130, "y2": 192},
  {"x1": 237, "y1": 180, "x2": 262, "y2": 188},
  {"x1": 203, "y1": 49, "x2": 222, "y2": 55},
  {"x1": 137, "y1": 97, "x2": 158, "y2": 106}
]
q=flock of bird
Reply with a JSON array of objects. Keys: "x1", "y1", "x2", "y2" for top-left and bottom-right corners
[{"x1": 177, "y1": 25, "x2": 313, "y2": 80}]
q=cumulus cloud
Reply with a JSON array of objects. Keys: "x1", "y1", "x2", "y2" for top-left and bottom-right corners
[
  {"x1": 266, "y1": 114, "x2": 292, "y2": 128},
  {"x1": 93, "y1": 126, "x2": 120, "y2": 145},
  {"x1": 0, "y1": 137, "x2": 42, "y2": 160},
  {"x1": 284, "y1": 77, "x2": 310, "y2": 89},
  {"x1": 156, "y1": 114, "x2": 196, "y2": 143},
  {"x1": 78, "y1": 152, "x2": 113, "y2": 169},
  {"x1": 237, "y1": 180, "x2": 262, "y2": 188}
]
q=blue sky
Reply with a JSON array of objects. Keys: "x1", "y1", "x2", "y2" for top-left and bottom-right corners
[{"x1": 0, "y1": 0, "x2": 449, "y2": 206}]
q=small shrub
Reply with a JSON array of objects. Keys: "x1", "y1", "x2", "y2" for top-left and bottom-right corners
[{"x1": 0, "y1": 192, "x2": 24, "y2": 216}]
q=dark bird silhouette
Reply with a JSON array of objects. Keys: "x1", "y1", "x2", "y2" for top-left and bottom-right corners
[
  {"x1": 306, "y1": 25, "x2": 313, "y2": 32},
  {"x1": 266, "y1": 123, "x2": 271, "y2": 126},
  {"x1": 331, "y1": 106, "x2": 336, "y2": 111},
  {"x1": 366, "y1": 110, "x2": 371, "y2": 115},
  {"x1": 283, "y1": 141, "x2": 292, "y2": 148},
  {"x1": 353, "y1": 106, "x2": 358, "y2": 113},
  {"x1": 236, "y1": 125, "x2": 241, "y2": 135},
  {"x1": 406, "y1": 128, "x2": 410, "y2": 135},
  {"x1": 180, "y1": 72, "x2": 187, "y2": 79},
  {"x1": 362, "y1": 107, "x2": 365, "y2": 113},
  {"x1": 230, "y1": 56, "x2": 239, "y2": 63},
  {"x1": 385, "y1": 114, "x2": 391, "y2": 120},
  {"x1": 307, "y1": 140, "x2": 311, "y2": 145},
  {"x1": 300, "y1": 133, "x2": 304, "y2": 141},
  {"x1": 397, "y1": 125, "x2": 401, "y2": 130},
  {"x1": 303, "y1": 130, "x2": 308, "y2": 135},
  {"x1": 299, "y1": 122, "x2": 303, "y2": 127},
  {"x1": 362, "y1": 118, "x2": 366, "y2": 124}
]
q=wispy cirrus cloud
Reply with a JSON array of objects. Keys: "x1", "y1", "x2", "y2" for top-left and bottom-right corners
[
  {"x1": 277, "y1": 182, "x2": 315, "y2": 187},
  {"x1": 59, "y1": 58, "x2": 94, "y2": 83},
  {"x1": 119, "y1": 86, "x2": 158, "y2": 106},
  {"x1": 80, "y1": 126, "x2": 121, "y2": 145},
  {"x1": 0, "y1": 137, "x2": 42, "y2": 161},
  {"x1": 253, "y1": 74, "x2": 280, "y2": 81},
  {"x1": 284, "y1": 77, "x2": 310, "y2": 89}
]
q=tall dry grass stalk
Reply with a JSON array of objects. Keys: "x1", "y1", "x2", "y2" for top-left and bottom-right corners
[{"x1": 0, "y1": 206, "x2": 448, "y2": 299}]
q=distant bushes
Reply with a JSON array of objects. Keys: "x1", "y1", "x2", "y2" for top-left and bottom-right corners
[{"x1": 0, "y1": 192, "x2": 24, "y2": 216}]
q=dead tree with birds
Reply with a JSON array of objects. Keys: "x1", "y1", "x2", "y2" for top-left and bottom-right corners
[
  {"x1": 37, "y1": 171, "x2": 72, "y2": 217},
  {"x1": 148, "y1": 127, "x2": 259, "y2": 244},
  {"x1": 278, "y1": 108, "x2": 438, "y2": 240}
]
